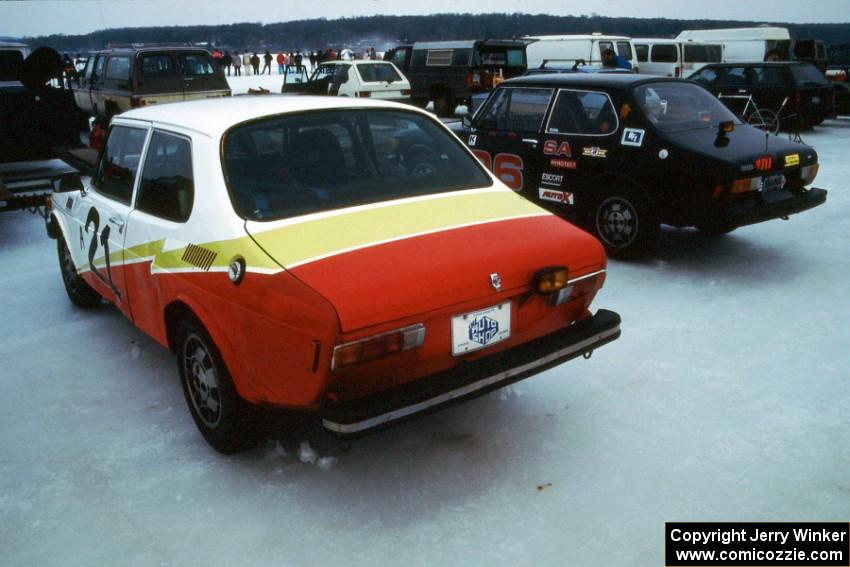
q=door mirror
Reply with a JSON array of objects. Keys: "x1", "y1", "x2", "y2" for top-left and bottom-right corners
[
  {"x1": 52, "y1": 172, "x2": 84, "y2": 193},
  {"x1": 462, "y1": 114, "x2": 474, "y2": 128}
]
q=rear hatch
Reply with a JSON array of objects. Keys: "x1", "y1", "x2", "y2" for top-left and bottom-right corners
[
  {"x1": 245, "y1": 190, "x2": 604, "y2": 332},
  {"x1": 176, "y1": 51, "x2": 230, "y2": 99},
  {"x1": 353, "y1": 62, "x2": 410, "y2": 99}
]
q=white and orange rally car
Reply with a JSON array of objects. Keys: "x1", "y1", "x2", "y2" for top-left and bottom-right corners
[{"x1": 46, "y1": 96, "x2": 621, "y2": 453}]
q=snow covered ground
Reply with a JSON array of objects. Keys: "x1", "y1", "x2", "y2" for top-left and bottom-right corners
[{"x1": 1, "y1": 119, "x2": 848, "y2": 566}]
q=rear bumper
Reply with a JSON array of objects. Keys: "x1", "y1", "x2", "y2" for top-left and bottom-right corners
[
  {"x1": 321, "y1": 308, "x2": 621, "y2": 436},
  {"x1": 722, "y1": 187, "x2": 827, "y2": 228}
]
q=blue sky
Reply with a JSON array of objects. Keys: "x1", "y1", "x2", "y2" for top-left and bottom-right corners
[{"x1": 1, "y1": 0, "x2": 847, "y2": 38}]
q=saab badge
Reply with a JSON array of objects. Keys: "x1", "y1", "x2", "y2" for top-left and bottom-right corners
[
  {"x1": 490, "y1": 273, "x2": 502, "y2": 292},
  {"x1": 621, "y1": 128, "x2": 645, "y2": 147}
]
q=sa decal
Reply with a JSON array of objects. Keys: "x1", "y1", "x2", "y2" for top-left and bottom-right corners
[
  {"x1": 543, "y1": 140, "x2": 572, "y2": 157},
  {"x1": 621, "y1": 128, "x2": 645, "y2": 147},
  {"x1": 582, "y1": 146, "x2": 608, "y2": 158},
  {"x1": 471, "y1": 150, "x2": 524, "y2": 191}
]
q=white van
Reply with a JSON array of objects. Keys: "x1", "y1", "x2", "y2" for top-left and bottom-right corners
[
  {"x1": 525, "y1": 34, "x2": 638, "y2": 72},
  {"x1": 634, "y1": 39, "x2": 723, "y2": 77}
]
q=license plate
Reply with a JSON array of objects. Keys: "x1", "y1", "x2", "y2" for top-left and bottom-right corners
[
  {"x1": 451, "y1": 302, "x2": 511, "y2": 355},
  {"x1": 762, "y1": 173, "x2": 784, "y2": 193}
]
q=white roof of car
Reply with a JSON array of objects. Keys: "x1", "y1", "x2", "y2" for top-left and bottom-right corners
[{"x1": 117, "y1": 95, "x2": 414, "y2": 137}]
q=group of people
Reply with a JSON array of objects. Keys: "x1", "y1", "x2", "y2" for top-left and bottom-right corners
[{"x1": 209, "y1": 46, "x2": 380, "y2": 76}]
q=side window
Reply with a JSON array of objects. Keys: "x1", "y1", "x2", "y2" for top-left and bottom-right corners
[
  {"x1": 690, "y1": 67, "x2": 718, "y2": 86},
  {"x1": 752, "y1": 66, "x2": 785, "y2": 86},
  {"x1": 178, "y1": 53, "x2": 215, "y2": 76},
  {"x1": 616, "y1": 41, "x2": 633, "y2": 61},
  {"x1": 451, "y1": 49, "x2": 471, "y2": 66},
  {"x1": 476, "y1": 87, "x2": 553, "y2": 133},
  {"x1": 651, "y1": 45, "x2": 678, "y2": 63},
  {"x1": 720, "y1": 67, "x2": 748, "y2": 86},
  {"x1": 547, "y1": 90, "x2": 618, "y2": 136},
  {"x1": 141, "y1": 54, "x2": 176, "y2": 78},
  {"x1": 391, "y1": 49, "x2": 408, "y2": 68},
  {"x1": 137, "y1": 131, "x2": 194, "y2": 222},
  {"x1": 104, "y1": 56, "x2": 130, "y2": 81},
  {"x1": 82, "y1": 56, "x2": 95, "y2": 81},
  {"x1": 93, "y1": 55, "x2": 107, "y2": 83},
  {"x1": 598, "y1": 41, "x2": 614, "y2": 61},
  {"x1": 411, "y1": 50, "x2": 427, "y2": 66},
  {"x1": 635, "y1": 45, "x2": 649, "y2": 63},
  {"x1": 93, "y1": 126, "x2": 148, "y2": 204},
  {"x1": 426, "y1": 49, "x2": 453, "y2": 66}
]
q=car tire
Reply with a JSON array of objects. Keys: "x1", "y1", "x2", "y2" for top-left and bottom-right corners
[
  {"x1": 58, "y1": 236, "x2": 102, "y2": 308},
  {"x1": 590, "y1": 186, "x2": 658, "y2": 259},
  {"x1": 434, "y1": 92, "x2": 456, "y2": 117},
  {"x1": 177, "y1": 317, "x2": 259, "y2": 454}
]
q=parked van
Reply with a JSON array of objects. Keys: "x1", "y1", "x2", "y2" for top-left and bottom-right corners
[
  {"x1": 675, "y1": 27, "x2": 827, "y2": 72},
  {"x1": 525, "y1": 34, "x2": 638, "y2": 72},
  {"x1": 634, "y1": 39, "x2": 723, "y2": 77}
]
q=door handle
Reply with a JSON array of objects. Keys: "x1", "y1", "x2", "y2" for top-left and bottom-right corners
[
  {"x1": 522, "y1": 138, "x2": 538, "y2": 146},
  {"x1": 108, "y1": 215, "x2": 125, "y2": 228},
  {"x1": 737, "y1": 89, "x2": 748, "y2": 94}
]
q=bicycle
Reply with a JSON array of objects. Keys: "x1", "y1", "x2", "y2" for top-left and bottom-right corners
[{"x1": 718, "y1": 94, "x2": 779, "y2": 134}]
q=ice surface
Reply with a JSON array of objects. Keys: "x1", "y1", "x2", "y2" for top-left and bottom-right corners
[{"x1": 0, "y1": 119, "x2": 848, "y2": 566}]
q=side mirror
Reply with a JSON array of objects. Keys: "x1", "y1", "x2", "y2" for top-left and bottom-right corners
[
  {"x1": 462, "y1": 114, "x2": 473, "y2": 128},
  {"x1": 53, "y1": 172, "x2": 84, "y2": 193}
]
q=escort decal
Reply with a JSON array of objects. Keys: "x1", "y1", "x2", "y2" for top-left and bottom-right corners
[
  {"x1": 621, "y1": 128, "x2": 645, "y2": 147},
  {"x1": 582, "y1": 146, "x2": 608, "y2": 158},
  {"x1": 541, "y1": 173, "x2": 564, "y2": 186}
]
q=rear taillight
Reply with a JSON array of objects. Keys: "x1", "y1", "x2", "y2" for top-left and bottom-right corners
[
  {"x1": 130, "y1": 97, "x2": 145, "y2": 108},
  {"x1": 466, "y1": 73, "x2": 474, "y2": 88},
  {"x1": 674, "y1": 67, "x2": 681, "y2": 78},
  {"x1": 356, "y1": 91, "x2": 371, "y2": 98},
  {"x1": 801, "y1": 163, "x2": 819, "y2": 185},
  {"x1": 332, "y1": 324, "x2": 425, "y2": 370},
  {"x1": 401, "y1": 89, "x2": 411, "y2": 96},
  {"x1": 755, "y1": 156, "x2": 773, "y2": 171}
]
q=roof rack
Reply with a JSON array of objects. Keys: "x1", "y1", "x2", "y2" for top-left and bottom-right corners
[
  {"x1": 540, "y1": 58, "x2": 604, "y2": 70},
  {"x1": 105, "y1": 42, "x2": 194, "y2": 49}
]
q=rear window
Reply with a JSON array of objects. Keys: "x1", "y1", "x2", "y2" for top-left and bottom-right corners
[
  {"x1": 141, "y1": 54, "x2": 176, "y2": 78},
  {"x1": 477, "y1": 49, "x2": 525, "y2": 68},
  {"x1": 137, "y1": 131, "x2": 194, "y2": 222},
  {"x1": 178, "y1": 53, "x2": 215, "y2": 76},
  {"x1": 222, "y1": 109, "x2": 492, "y2": 221},
  {"x1": 476, "y1": 87, "x2": 554, "y2": 133},
  {"x1": 683, "y1": 45, "x2": 723, "y2": 64},
  {"x1": 105, "y1": 56, "x2": 130, "y2": 81},
  {"x1": 356, "y1": 63, "x2": 402, "y2": 83},
  {"x1": 0, "y1": 50, "x2": 24, "y2": 81},
  {"x1": 634, "y1": 82, "x2": 740, "y2": 133},
  {"x1": 790, "y1": 63, "x2": 829, "y2": 85},
  {"x1": 651, "y1": 45, "x2": 678, "y2": 63}
]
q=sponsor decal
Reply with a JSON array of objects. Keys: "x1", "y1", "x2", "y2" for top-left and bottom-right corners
[
  {"x1": 784, "y1": 153, "x2": 800, "y2": 167},
  {"x1": 541, "y1": 173, "x2": 564, "y2": 186},
  {"x1": 621, "y1": 128, "x2": 645, "y2": 147},
  {"x1": 538, "y1": 188, "x2": 574, "y2": 205},
  {"x1": 543, "y1": 139, "x2": 572, "y2": 157},
  {"x1": 550, "y1": 158, "x2": 577, "y2": 170},
  {"x1": 582, "y1": 146, "x2": 608, "y2": 158},
  {"x1": 468, "y1": 134, "x2": 477, "y2": 146},
  {"x1": 472, "y1": 150, "x2": 524, "y2": 190},
  {"x1": 468, "y1": 315, "x2": 500, "y2": 345}
]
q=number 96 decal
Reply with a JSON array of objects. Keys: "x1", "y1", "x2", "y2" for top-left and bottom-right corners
[{"x1": 471, "y1": 150, "x2": 524, "y2": 191}]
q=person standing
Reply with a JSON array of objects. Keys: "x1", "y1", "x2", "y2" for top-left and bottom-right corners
[
  {"x1": 276, "y1": 50, "x2": 285, "y2": 74},
  {"x1": 242, "y1": 50, "x2": 252, "y2": 75},
  {"x1": 232, "y1": 50, "x2": 242, "y2": 76},
  {"x1": 222, "y1": 51, "x2": 232, "y2": 76},
  {"x1": 251, "y1": 52, "x2": 261, "y2": 75},
  {"x1": 294, "y1": 51, "x2": 303, "y2": 71}
]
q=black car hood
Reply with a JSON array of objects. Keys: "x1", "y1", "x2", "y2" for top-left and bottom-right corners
[{"x1": 662, "y1": 124, "x2": 817, "y2": 168}]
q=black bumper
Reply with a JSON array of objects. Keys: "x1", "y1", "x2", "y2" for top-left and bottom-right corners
[
  {"x1": 723, "y1": 187, "x2": 827, "y2": 228},
  {"x1": 321, "y1": 308, "x2": 621, "y2": 436}
]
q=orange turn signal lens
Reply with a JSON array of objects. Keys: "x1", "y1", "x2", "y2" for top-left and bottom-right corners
[
  {"x1": 719, "y1": 120, "x2": 735, "y2": 134},
  {"x1": 332, "y1": 324, "x2": 425, "y2": 370},
  {"x1": 731, "y1": 178, "x2": 758, "y2": 194},
  {"x1": 534, "y1": 267, "x2": 569, "y2": 294}
]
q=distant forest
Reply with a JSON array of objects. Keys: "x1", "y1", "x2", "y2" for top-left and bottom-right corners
[{"x1": 20, "y1": 13, "x2": 850, "y2": 53}]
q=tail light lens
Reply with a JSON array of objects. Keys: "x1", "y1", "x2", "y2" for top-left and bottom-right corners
[
  {"x1": 401, "y1": 89, "x2": 411, "y2": 96},
  {"x1": 130, "y1": 97, "x2": 145, "y2": 108},
  {"x1": 754, "y1": 156, "x2": 773, "y2": 171},
  {"x1": 534, "y1": 267, "x2": 569, "y2": 294},
  {"x1": 801, "y1": 163, "x2": 819, "y2": 185},
  {"x1": 332, "y1": 324, "x2": 425, "y2": 370},
  {"x1": 357, "y1": 91, "x2": 371, "y2": 98},
  {"x1": 675, "y1": 67, "x2": 681, "y2": 78},
  {"x1": 466, "y1": 73, "x2": 474, "y2": 88},
  {"x1": 731, "y1": 177, "x2": 760, "y2": 194}
]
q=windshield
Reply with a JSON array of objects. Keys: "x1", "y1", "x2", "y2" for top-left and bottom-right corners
[
  {"x1": 633, "y1": 82, "x2": 740, "y2": 133},
  {"x1": 222, "y1": 109, "x2": 492, "y2": 221},
  {"x1": 790, "y1": 63, "x2": 829, "y2": 86}
]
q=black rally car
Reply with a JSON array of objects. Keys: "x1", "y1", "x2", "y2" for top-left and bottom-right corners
[{"x1": 451, "y1": 74, "x2": 827, "y2": 258}]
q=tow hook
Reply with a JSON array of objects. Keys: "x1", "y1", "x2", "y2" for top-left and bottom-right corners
[
  {"x1": 583, "y1": 350, "x2": 593, "y2": 360},
  {"x1": 781, "y1": 215, "x2": 790, "y2": 221}
]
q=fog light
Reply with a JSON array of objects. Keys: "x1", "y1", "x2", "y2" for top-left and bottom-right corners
[
  {"x1": 534, "y1": 266, "x2": 569, "y2": 294},
  {"x1": 332, "y1": 324, "x2": 425, "y2": 370}
]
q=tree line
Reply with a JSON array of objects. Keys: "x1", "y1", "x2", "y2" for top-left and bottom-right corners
[{"x1": 20, "y1": 13, "x2": 850, "y2": 53}]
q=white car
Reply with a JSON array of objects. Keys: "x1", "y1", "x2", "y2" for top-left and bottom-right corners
[
  {"x1": 281, "y1": 60, "x2": 411, "y2": 101},
  {"x1": 45, "y1": 96, "x2": 620, "y2": 453}
]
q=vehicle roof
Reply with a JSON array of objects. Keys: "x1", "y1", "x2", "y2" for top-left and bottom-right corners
[
  {"x1": 413, "y1": 39, "x2": 528, "y2": 50},
  {"x1": 319, "y1": 60, "x2": 395, "y2": 65},
  {"x1": 676, "y1": 27, "x2": 791, "y2": 41},
  {"x1": 526, "y1": 34, "x2": 632, "y2": 41},
  {"x1": 502, "y1": 73, "x2": 674, "y2": 89},
  {"x1": 633, "y1": 38, "x2": 722, "y2": 45},
  {"x1": 698, "y1": 61, "x2": 815, "y2": 68},
  {"x1": 117, "y1": 96, "x2": 419, "y2": 137},
  {"x1": 89, "y1": 46, "x2": 211, "y2": 55}
]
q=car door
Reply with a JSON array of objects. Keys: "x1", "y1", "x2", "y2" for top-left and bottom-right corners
[
  {"x1": 88, "y1": 54, "x2": 107, "y2": 116},
  {"x1": 465, "y1": 86, "x2": 554, "y2": 196},
  {"x1": 69, "y1": 123, "x2": 150, "y2": 315},
  {"x1": 537, "y1": 88, "x2": 621, "y2": 212},
  {"x1": 123, "y1": 129, "x2": 195, "y2": 338}
]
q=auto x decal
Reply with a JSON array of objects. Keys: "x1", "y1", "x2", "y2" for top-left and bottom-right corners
[
  {"x1": 784, "y1": 154, "x2": 800, "y2": 167},
  {"x1": 582, "y1": 146, "x2": 608, "y2": 158},
  {"x1": 538, "y1": 188, "x2": 574, "y2": 205},
  {"x1": 621, "y1": 128, "x2": 645, "y2": 147},
  {"x1": 550, "y1": 158, "x2": 577, "y2": 170},
  {"x1": 543, "y1": 140, "x2": 572, "y2": 157},
  {"x1": 541, "y1": 173, "x2": 564, "y2": 186}
]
